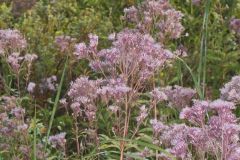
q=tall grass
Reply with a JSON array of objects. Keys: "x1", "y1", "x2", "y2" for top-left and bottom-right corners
[{"x1": 198, "y1": 0, "x2": 212, "y2": 98}]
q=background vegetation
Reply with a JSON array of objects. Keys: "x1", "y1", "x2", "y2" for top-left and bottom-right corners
[{"x1": 1, "y1": 0, "x2": 240, "y2": 159}]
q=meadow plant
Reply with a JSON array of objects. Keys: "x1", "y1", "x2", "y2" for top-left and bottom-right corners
[
  {"x1": 149, "y1": 97, "x2": 240, "y2": 160},
  {"x1": 0, "y1": 95, "x2": 47, "y2": 159},
  {"x1": 0, "y1": 96, "x2": 30, "y2": 159},
  {"x1": 68, "y1": 76, "x2": 101, "y2": 121},
  {"x1": 123, "y1": 0, "x2": 184, "y2": 41},
  {"x1": 70, "y1": 28, "x2": 180, "y2": 158},
  {"x1": 67, "y1": 0, "x2": 187, "y2": 158},
  {"x1": 0, "y1": 29, "x2": 37, "y2": 93}
]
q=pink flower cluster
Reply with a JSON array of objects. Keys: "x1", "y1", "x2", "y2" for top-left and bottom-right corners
[
  {"x1": 150, "y1": 88, "x2": 168, "y2": 103},
  {"x1": 75, "y1": 29, "x2": 174, "y2": 83},
  {"x1": 97, "y1": 78, "x2": 131, "y2": 103},
  {"x1": 0, "y1": 96, "x2": 32, "y2": 158},
  {"x1": 24, "y1": 53, "x2": 38, "y2": 62},
  {"x1": 6, "y1": 52, "x2": 38, "y2": 73},
  {"x1": 66, "y1": 3, "x2": 187, "y2": 153},
  {"x1": 123, "y1": 0, "x2": 184, "y2": 40},
  {"x1": 230, "y1": 19, "x2": 240, "y2": 35},
  {"x1": 7, "y1": 52, "x2": 24, "y2": 72},
  {"x1": 74, "y1": 33, "x2": 98, "y2": 59},
  {"x1": 0, "y1": 29, "x2": 27, "y2": 54},
  {"x1": 0, "y1": 29, "x2": 38, "y2": 74},
  {"x1": 151, "y1": 98, "x2": 240, "y2": 159},
  {"x1": 48, "y1": 132, "x2": 66, "y2": 150},
  {"x1": 39, "y1": 75, "x2": 58, "y2": 92},
  {"x1": 136, "y1": 105, "x2": 148, "y2": 124},
  {"x1": 0, "y1": 96, "x2": 28, "y2": 134},
  {"x1": 220, "y1": 76, "x2": 240, "y2": 104},
  {"x1": 67, "y1": 76, "x2": 101, "y2": 120},
  {"x1": 179, "y1": 100, "x2": 208, "y2": 125},
  {"x1": 68, "y1": 1, "x2": 186, "y2": 127},
  {"x1": 150, "y1": 85, "x2": 196, "y2": 109},
  {"x1": 69, "y1": 28, "x2": 178, "y2": 125},
  {"x1": 27, "y1": 82, "x2": 36, "y2": 93},
  {"x1": 55, "y1": 35, "x2": 76, "y2": 52},
  {"x1": 67, "y1": 76, "x2": 132, "y2": 121}
]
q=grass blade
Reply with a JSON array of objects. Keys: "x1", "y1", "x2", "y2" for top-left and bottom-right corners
[
  {"x1": 198, "y1": 0, "x2": 212, "y2": 98},
  {"x1": 44, "y1": 57, "x2": 68, "y2": 151},
  {"x1": 33, "y1": 101, "x2": 37, "y2": 160},
  {"x1": 176, "y1": 56, "x2": 203, "y2": 99}
]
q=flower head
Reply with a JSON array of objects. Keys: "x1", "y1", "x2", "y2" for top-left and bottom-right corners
[
  {"x1": 136, "y1": 105, "x2": 148, "y2": 124},
  {"x1": 180, "y1": 100, "x2": 209, "y2": 125},
  {"x1": 24, "y1": 54, "x2": 38, "y2": 62},
  {"x1": 220, "y1": 76, "x2": 240, "y2": 104},
  {"x1": 7, "y1": 52, "x2": 24, "y2": 72},
  {"x1": 48, "y1": 132, "x2": 66, "y2": 150},
  {"x1": 150, "y1": 88, "x2": 168, "y2": 103},
  {"x1": 27, "y1": 82, "x2": 36, "y2": 93},
  {"x1": 163, "y1": 85, "x2": 196, "y2": 109},
  {"x1": 68, "y1": 76, "x2": 101, "y2": 120},
  {"x1": 0, "y1": 29, "x2": 27, "y2": 52},
  {"x1": 230, "y1": 19, "x2": 240, "y2": 35},
  {"x1": 123, "y1": 0, "x2": 184, "y2": 40},
  {"x1": 55, "y1": 35, "x2": 76, "y2": 52}
]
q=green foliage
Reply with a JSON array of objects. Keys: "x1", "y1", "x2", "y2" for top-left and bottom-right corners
[
  {"x1": 169, "y1": 0, "x2": 240, "y2": 98},
  {"x1": 0, "y1": 3, "x2": 13, "y2": 28},
  {"x1": 14, "y1": 0, "x2": 108, "y2": 78}
]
